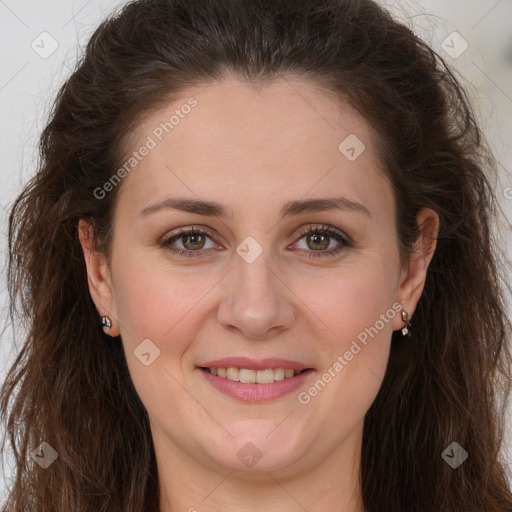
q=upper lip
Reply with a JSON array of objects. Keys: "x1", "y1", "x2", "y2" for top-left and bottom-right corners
[{"x1": 198, "y1": 357, "x2": 314, "y2": 371}]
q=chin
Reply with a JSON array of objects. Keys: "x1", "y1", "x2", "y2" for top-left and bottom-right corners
[{"x1": 207, "y1": 426, "x2": 309, "y2": 474}]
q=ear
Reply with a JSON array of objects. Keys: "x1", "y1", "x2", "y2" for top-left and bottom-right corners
[
  {"x1": 393, "y1": 207, "x2": 439, "y2": 331},
  {"x1": 78, "y1": 219, "x2": 120, "y2": 336}
]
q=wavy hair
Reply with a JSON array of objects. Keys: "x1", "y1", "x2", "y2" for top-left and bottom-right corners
[{"x1": 2, "y1": 0, "x2": 512, "y2": 510}]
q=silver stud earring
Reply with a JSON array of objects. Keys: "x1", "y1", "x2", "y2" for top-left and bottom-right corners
[
  {"x1": 401, "y1": 310, "x2": 411, "y2": 336},
  {"x1": 101, "y1": 316, "x2": 112, "y2": 331}
]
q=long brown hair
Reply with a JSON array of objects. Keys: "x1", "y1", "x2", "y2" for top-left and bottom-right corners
[{"x1": 2, "y1": 0, "x2": 512, "y2": 510}]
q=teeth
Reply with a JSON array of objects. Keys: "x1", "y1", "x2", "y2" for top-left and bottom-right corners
[
  {"x1": 256, "y1": 369, "x2": 275, "y2": 384},
  {"x1": 274, "y1": 368, "x2": 285, "y2": 381},
  {"x1": 226, "y1": 367, "x2": 239, "y2": 381},
  {"x1": 208, "y1": 367, "x2": 303, "y2": 384},
  {"x1": 239, "y1": 369, "x2": 256, "y2": 383}
]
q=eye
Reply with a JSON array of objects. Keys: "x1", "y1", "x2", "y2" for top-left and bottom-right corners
[
  {"x1": 160, "y1": 227, "x2": 219, "y2": 258},
  {"x1": 292, "y1": 224, "x2": 351, "y2": 258}
]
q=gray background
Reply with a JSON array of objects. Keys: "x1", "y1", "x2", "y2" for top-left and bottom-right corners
[{"x1": 1, "y1": 0, "x2": 511, "y2": 501}]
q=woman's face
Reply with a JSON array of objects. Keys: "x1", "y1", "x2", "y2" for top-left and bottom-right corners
[{"x1": 81, "y1": 77, "x2": 436, "y2": 479}]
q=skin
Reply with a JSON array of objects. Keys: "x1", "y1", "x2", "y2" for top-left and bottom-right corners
[{"x1": 79, "y1": 76, "x2": 439, "y2": 512}]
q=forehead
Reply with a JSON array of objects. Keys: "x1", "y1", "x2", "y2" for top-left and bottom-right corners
[{"x1": 115, "y1": 76, "x2": 392, "y2": 222}]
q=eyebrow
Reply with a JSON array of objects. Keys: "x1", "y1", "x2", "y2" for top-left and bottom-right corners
[{"x1": 139, "y1": 196, "x2": 371, "y2": 219}]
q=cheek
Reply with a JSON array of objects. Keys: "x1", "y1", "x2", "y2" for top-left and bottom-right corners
[
  {"x1": 294, "y1": 271, "x2": 396, "y2": 427},
  {"x1": 110, "y1": 254, "x2": 215, "y2": 405},
  {"x1": 297, "y1": 258, "x2": 398, "y2": 343},
  {"x1": 111, "y1": 250, "x2": 217, "y2": 342},
  {"x1": 294, "y1": 251, "x2": 399, "y2": 400}
]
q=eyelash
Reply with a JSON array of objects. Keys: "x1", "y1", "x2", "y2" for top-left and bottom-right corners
[{"x1": 160, "y1": 224, "x2": 351, "y2": 259}]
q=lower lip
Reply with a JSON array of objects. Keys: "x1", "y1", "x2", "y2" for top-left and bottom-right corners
[{"x1": 198, "y1": 368, "x2": 315, "y2": 403}]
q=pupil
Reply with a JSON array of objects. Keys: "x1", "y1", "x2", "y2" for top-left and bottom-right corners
[
  {"x1": 310, "y1": 233, "x2": 328, "y2": 250},
  {"x1": 185, "y1": 234, "x2": 204, "y2": 249}
]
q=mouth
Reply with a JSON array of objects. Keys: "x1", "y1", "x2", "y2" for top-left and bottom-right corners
[{"x1": 196, "y1": 358, "x2": 316, "y2": 403}]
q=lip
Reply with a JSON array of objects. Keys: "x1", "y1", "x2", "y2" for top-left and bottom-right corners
[
  {"x1": 199, "y1": 367, "x2": 316, "y2": 403},
  {"x1": 198, "y1": 357, "x2": 314, "y2": 372}
]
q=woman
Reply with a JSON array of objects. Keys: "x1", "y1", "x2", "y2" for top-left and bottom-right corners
[{"x1": 2, "y1": 0, "x2": 511, "y2": 510}]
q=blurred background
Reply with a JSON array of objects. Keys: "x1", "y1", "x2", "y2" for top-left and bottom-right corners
[{"x1": 1, "y1": 0, "x2": 511, "y2": 502}]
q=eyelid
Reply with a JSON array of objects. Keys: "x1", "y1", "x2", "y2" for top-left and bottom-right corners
[
  {"x1": 159, "y1": 225, "x2": 218, "y2": 245},
  {"x1": 294, "y1": 224, "x2": 351, "y2": 244}
]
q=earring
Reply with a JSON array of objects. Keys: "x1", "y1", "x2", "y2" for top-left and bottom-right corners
[
  {"x1": 401, "y1": 310, "x2": 411, "y2": 336},
  {"x1": 101, "y1": 315, "x2": 112, "y2": 332}
]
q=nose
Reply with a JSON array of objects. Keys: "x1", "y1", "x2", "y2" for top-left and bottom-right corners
[{"x1": 217, "y1": 251, "x2": 296, "y2": 340}]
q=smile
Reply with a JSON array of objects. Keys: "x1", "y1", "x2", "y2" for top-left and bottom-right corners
[{"x1": 203, "y1": 367, "x2": 305, "y2": 384}]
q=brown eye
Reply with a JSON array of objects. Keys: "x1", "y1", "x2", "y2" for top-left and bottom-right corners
[
  {"x1": 181, "y1": 232, "x2": 207, "y2": 250},
  {"x1": 161, "y1": 227, "x2": 218, "y2": 257},
  {"x1": 305, "y1": 232, "x2": 330, "y2": 251},
  {"x1": 293, "y1": 225, "x2": 351, "y2": 259}
]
